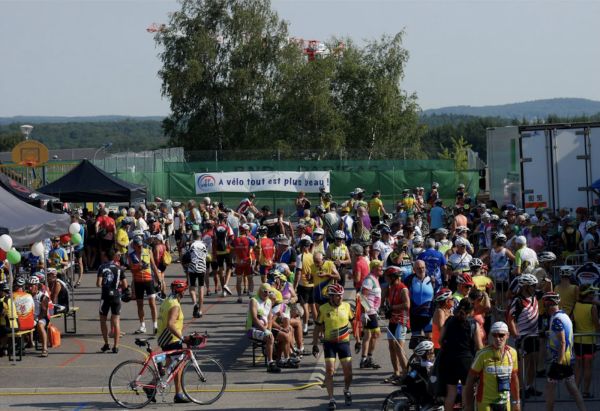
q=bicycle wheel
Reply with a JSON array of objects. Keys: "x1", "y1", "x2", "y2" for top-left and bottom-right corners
[
  {"x1": 381, "y1": 389, "x2": 417, "y2": 411},
  {"x1": 181, "y1": 356, "x2": 226, "y2": 405},
  {"x1": 109, "y1": 360, "x2": 158, "y2": 409}
]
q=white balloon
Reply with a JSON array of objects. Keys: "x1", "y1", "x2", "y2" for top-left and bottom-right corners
[
  {"x1": 0, "y1": 234, "x2": 12, "y2": 252},
  {"x1": 69, "y1": 222, "x2": 81, "y2": 235},
  {"x1": 31, "y1": 241, "x2": 45, "y2": 257}
]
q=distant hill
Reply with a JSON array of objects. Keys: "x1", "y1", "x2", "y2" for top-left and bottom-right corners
[
  {"x1": 0, "y1": 115, "x2": 164, "y2": 125},
  {"x1": 422, "y1": 98, "x2": 600, "y2": 120},
  {"x1": 0, "y1": 119, "x2": 167, "y2": 152}
]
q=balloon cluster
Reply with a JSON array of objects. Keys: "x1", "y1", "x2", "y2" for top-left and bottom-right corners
[{"x1": 0, "y1": 234, "x2": 20, "y2": 265}]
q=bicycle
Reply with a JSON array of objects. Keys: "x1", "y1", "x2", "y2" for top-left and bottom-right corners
[{"x1": 108, "y1": 332, "x2": 226, "y2": 409}]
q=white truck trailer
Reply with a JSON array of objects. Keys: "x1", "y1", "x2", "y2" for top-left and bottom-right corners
[{"x1": 487, "y1": 122, "x2": 600, "y2": 213}]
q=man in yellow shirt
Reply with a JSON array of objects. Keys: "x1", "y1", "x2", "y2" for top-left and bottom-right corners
[
  {"x1": 116, "y1": 219, "x2": 131, "y2": 265},
  {"x1": 311, "y1": 252, "x2": 341, "y2": 306},
  {"x1": 312, "y1": 283, "x2": 354, "y2": 411},
  {"x1": 464, "y1": 321, "x2": 520, "y2": 411},
  {"x1": 368, "y1": 191, "x2": 387, "y2": 226},
  {"x1": 156, "y1": 280, "x2": 189, "y2": 404}
]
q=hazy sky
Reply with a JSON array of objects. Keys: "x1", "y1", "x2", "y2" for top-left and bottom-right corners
[{"x1": 1, "y1": 0, "x2": 599, "y2": 116}]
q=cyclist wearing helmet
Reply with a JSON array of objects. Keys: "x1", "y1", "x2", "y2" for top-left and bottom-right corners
[
  {"x1": 554, "y1": 266, "x2": 579, "y2": 315},
  {"x1": 532, "y1": 251, "x2": 557, "y2": 285},
  {"x1": 312, "y1": 283, "x2": 354, "y2": 411},
  {"x1": 12, "y1": 277, "x2": 35, "y2": 332},
  {"x1": 255, "y1": 225, "x2": 275, "y2": 284},
  {"x1": 417, "y1": 237, "x2": 447, "y2": 288},
  {"x1": 157, "y1": 280, "x2": 190, "y2": 403},
  {"x1": 426, "y1": 182, "x2": 440, "y2": 208},
  {"x1": 359, "y1": 260, "x2": 383, "y2": 370},
  {"x1": 231, "y1": 224, "x2": 256, "y2": 304},
  {"x1": 464, "y1": 321, "x2": 520, "y2": 411},
  {"x1": 367, "y1": 190, "x2": 387, "y2": 227},
  {"x1": 274, "y1": 235, "x2": 297, "y2": 276},
  {"x1": 386, "y1": 239, "x2": 413, "y2": 279},
  {"x1": 470, "y1": 258, "x2": 493, "y2": 295},
  {"x1": 572, "y1": 285, "x2": 599, "y2": 398},
  {"x1": 384, "y1": 266, "x2": 410, "y2": 383},
  {"x1": 489, "y1": 232, "x2": 514, "y2": 306},
  {"x1": 326, "y1": 231, "x2": 351, "y2": 271},
  {"x1": 544, "y1": 292, "x2": 586, "y2": 411},
  {"x1": 97, "y1": 248, "x2": 128, "y2": 353},
  {"x1": 27, "y1": 276, "x2": 50, "y2": 357},
  {"x1": 311, "y1": 252, "x2": 341, "y2": 306},
  {"x1": 453, "y1": 273, "x2": 475, "y2": 309},
  {"x1": 512, "y1": 236, "x2": 538, "y2": 276},
  {"x1": 507, "y1": 273, "x2": 541, "y2": 398},
  {"x1": 447, "y1": 236, "x2": 473, "y2": 290},
  {"x1": 432, "y1": 288, "x2": 453, "y2": 352}
]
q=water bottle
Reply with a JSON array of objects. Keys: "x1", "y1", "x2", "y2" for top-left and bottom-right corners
[
  {"x1": 155, "y1": 353, "x2": 167, "y2": 376},
  {"x1": 166, "y1": 352, "x2": 185, "y2": 375}
]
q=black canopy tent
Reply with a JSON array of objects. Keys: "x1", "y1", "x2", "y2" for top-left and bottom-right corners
[
  {"x1": 38, "y1": 159, "x2": 147, "y2": 203},
  {"x1": 0, "y1": 172, "x2": 58, "y2": 207}
]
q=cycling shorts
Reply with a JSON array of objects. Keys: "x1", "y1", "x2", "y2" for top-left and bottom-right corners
[{"x1": 323, "y1": 341, "x2": 352, "y2": 362}]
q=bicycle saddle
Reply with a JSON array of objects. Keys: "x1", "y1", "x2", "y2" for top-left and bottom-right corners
[{"x1": 134, "y1": 337, "x2": 155, "y2": 346}]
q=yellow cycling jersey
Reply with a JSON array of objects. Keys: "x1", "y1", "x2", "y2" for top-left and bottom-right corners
[
  {"x1": 470, "y1": 345, "x2": 518, "y2": 411},
  {"x1": 157, "y1": 296, "x2": 183, "y2": 347},
  {"x1": 328, "y1": 243, "x2": 348, "y2": 262},
  {"x1": 316, "y1": 302, "x2": 354, "y2": 343},
  {"x1": 311, "y1": 260, "x2": 336, "y2": 288}
]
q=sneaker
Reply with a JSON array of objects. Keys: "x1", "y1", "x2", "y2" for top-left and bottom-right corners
[
  {"x1": 344, "y1": 390, "x2": 352, "y2": 406},
  {"x1": 134, "y1": 325, "x2": 146, "y2": 334},
  {"x1": 368, "y1": 358, "x2": 381, "y2": 369},
  {"x1": 359, "y1": 357, "x2": 369, "y2": 369},
  {"x1": 206, "y1": 290, "x2": 212, "y2": 296},
  {"x1": 100, "y1": 343, "x2": 110, "y2": 352},
  {"x1": 223, "y1": 285, "x2": 233, "y2": 296},
  {"x1": 174, "y1": 394, "x2": 191, "y2": 403},
  {"x1": 243, "y1": 288, "x2": 248, "y2": 294},
  {"x1": 193, "y1": 305, "x2": 200, "y2": 318},
  {"x1": 328, "y1": 399, "x2": 337, "y2": 411},
  {"x1": 237, "y1": 297, "x2": 243, "y2": 303},
  {"x1": 112, "y1": 347, "x2": 119, "y2": 354},
  {"x1": 198, "y1": 311, "x2": 203, "y2": 318},
  {"x1": 286, "y1": 358, "x2": 300, "y2": 368},
  {"x1": 289, "y1": 356, "x2": 301, "y2": 364},
  {"x1": 221, "y1": 291, "x2": 227, "y2": 297},
  {"x1": 303, "y1": 323, "x2": 308, "y2": 334},
  {"x1": 267, "y1": 362, "x2": 281, "y2": 373}
]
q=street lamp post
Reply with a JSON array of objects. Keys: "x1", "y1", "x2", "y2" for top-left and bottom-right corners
[{"x1": 93, "y1": 142, "x2": 113, "y2": 163}]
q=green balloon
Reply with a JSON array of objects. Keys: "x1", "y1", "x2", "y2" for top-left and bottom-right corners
[
  {"x1": 7, "y1": 249, "x2": 21, "y2": 265},
  {"x1": 71, "y1": 233, "x2": 82, "y2": 245}
]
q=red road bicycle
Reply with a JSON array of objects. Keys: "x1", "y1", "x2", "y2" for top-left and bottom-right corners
[{"x1": 108, "y1": 333, "x2": 226, "y2": 409}]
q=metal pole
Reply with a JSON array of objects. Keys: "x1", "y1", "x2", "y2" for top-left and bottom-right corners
[{"x1": 9, "y1": 264, "x2": 16, "y2": 365}]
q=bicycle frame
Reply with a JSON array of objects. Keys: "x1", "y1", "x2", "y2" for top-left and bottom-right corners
[{"x1": 134, "y1": 346, "x2": 203, "y2": 391}]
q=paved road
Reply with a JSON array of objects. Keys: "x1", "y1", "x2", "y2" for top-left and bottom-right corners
[{"x1": 1, "y1": 265, "x2": 598, "y2": 410}]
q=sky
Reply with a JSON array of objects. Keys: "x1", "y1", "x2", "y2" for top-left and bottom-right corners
[{"x1": 1, "y1": 0, "x2": 599, "y2": 117}]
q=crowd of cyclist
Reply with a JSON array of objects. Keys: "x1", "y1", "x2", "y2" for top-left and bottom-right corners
[{"x1": 2, "y1": 183, "x2": 600, "y2": 410}]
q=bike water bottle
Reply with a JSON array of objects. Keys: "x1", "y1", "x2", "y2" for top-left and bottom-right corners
[
  {"x1": 166, "y1": 353, "x2": 185, "y2": 375},
  {"x1": 155, "y1": 353, "x2": 167, "y2": 376}
]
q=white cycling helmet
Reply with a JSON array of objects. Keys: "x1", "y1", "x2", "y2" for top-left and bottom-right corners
[
  {"x1": 334, "y1": 230, "x2": 346, "y2": 240},
  {"x1": 470, "y1": 258, "x2": 484, "y2": 268},
  {"x1": 559, "y1": 265, "x2": 575, "y2": 277},
  {"x1": 586, "y1": 221, "x2": 598, "y2": 231},
  {"x1": 455, "y1": 237, "x2": 469, "y2": 247},
  {"x1": 413, "y1": 236, "x2": 424, "y2": 245},
  {"x1": 518, "y1": 273, "x2": 538, "y2": 287},
  {"x1": 537, "y1": 251, "x2": 557, "y2": 263},
  {"x1": 414, "y1": 340, "x2": 435, "y2": 357}
]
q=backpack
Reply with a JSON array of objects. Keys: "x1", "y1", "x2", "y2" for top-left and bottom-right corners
[
  {"x1": 162, "y1": 249, "x2": 172, "y2": 266},
  {"x1": 215, "y1": 226, "x2": 228, "y2": 252}
]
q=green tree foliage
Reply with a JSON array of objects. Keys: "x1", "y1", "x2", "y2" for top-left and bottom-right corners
[
  {"x1": 438, "y1": 136, "x2": 471, "y2": 171},
  {"x1": 157, "y1": 0, "x2": 422, "y2": 158},
  {"x1": 0, "y1": 131, "x2": 24, "y2": 151}
]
